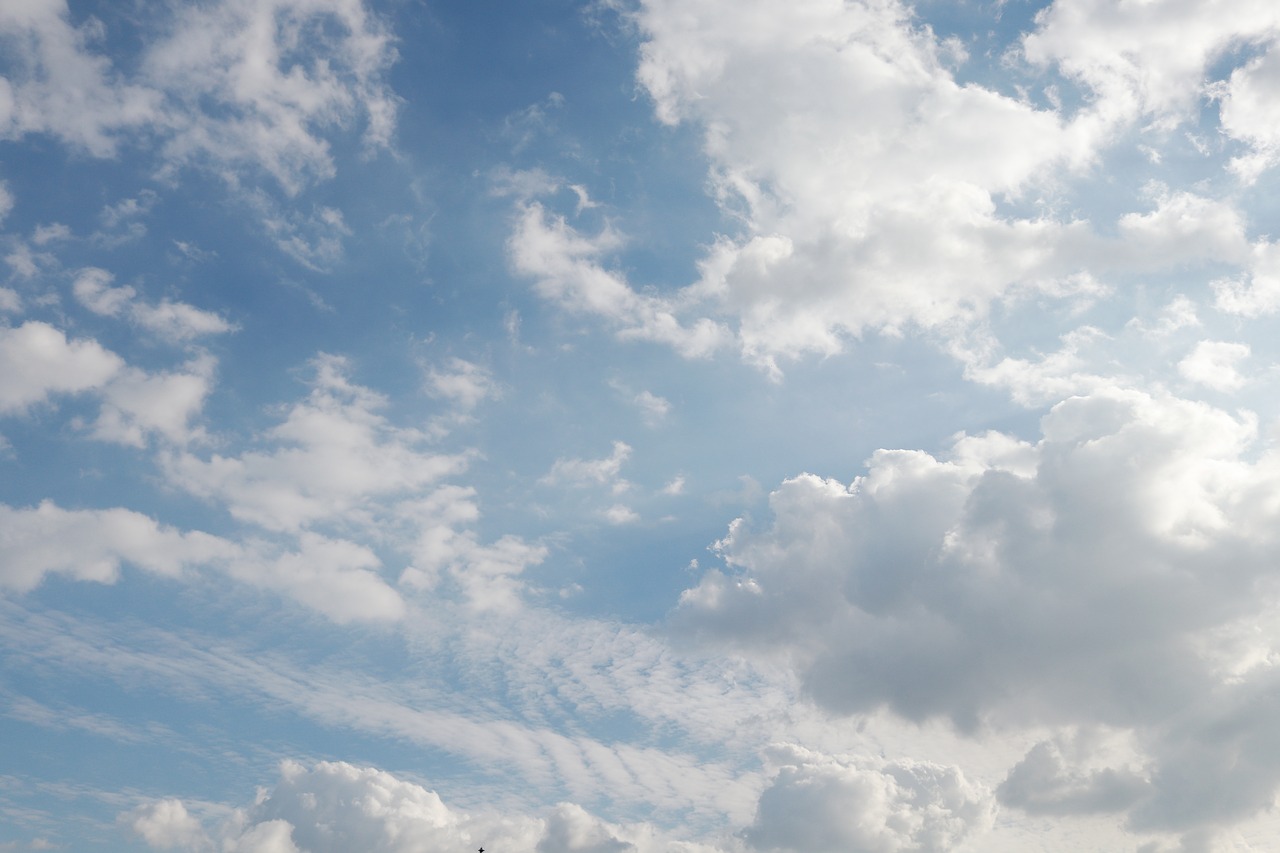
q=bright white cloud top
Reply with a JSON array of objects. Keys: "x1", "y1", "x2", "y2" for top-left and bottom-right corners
[{"x1": 4, "y1": 1, "x2": 1280, "y2": 851}]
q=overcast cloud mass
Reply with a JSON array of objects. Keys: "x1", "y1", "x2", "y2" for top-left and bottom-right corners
[{"x1": 5, "y1": 0, "x2": 1280, "y2": 850}]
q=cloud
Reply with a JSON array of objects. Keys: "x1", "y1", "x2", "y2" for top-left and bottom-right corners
[
  {"x1": 1218, "y1": 43, "x2": 1280, "y2": 181},
  {"x1": 0, "y1": 320, "x2": 123, "y2": 414},
  {"x1": 997, "y1": 736, "x2": 1147, "y2": 817},
  {"x1": 163, "y1": 355, "x2": 468, "y2": 532},
  {"x1": 73, "y1": 267, "x2": 236, "y2": 342},
  {"x1": 125, "y1": 799, "x2": 211, "y2": 852},
  {"x1": 91, "y1": 356, "x2": 217, "y2": 447},
  {"x1": 744, "y1": 746, "x2": 994, "y2": 853},
  {"x1": 542, "y1": 440, "x2": 633, "y2": 488},
  {"x1": 0, "y1": 0, "x2": 160, "y2": 156},
  {"x1": 398, "y1": 487, "x2": 548, "y2": 613},
  {"x1": 0, "y1": 500, "x2": 235, "y2": 593},
  {"x1": 1022, "y1": 0, "x2": 1280, "y2": 132},
  {"x1": 425, "y1": 357, "x2": 498, "y2": 411},
  {"x1": 124, "y1": 760, "x2": 687, "y2": 853},
  {"x1": 674, "y1": 384, "x2": 1280, "y2": 833},
  {"x1": 610, "y1": 380, "x2": 671, "y2": 427},
  {"x1": 1177, "y1": 340, "x2": 1250, "y2": 392},
  {"x1": 0, "y1": 499, "x2": 403, "y2": 622},
  {"x1": 508, "y1": 202, "x2": 729, "y2": 358}
]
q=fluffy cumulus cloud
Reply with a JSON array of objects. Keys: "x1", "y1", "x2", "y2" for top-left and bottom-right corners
[
  {"x1": 127, "y1": 757, "x2": 992, "y2": 853},
  {"x1": 675, "y1": 384, "x2": 1280, "y2": 833},
  {"x1": 744, "y1": 746, "x2": 993, "y2": 853},
  {"x1": 503, "y1": 0, "x2": 1109, "y2": 373},
  {"x1": 0, "y1": 314, "x2": 219, "y2": 447},
  {"x1": 124, "y1": 760, "x2": 721, "y2": 853},
  {"x1": 0, "y1": 320, "x2": 123, "y2": 414}
]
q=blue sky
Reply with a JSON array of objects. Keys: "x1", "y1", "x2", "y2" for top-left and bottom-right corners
[{"x1": 5, "y1": 0, "x2": 1280, "y2": 850}]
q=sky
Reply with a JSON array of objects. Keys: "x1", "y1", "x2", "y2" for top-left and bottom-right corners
[{"x1": 4, "y1": 0, "x2": 1280, "y2": 850}]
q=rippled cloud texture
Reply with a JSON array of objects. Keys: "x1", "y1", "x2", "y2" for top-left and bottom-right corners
[{"x1": 5, "y1": 1, "x2": 1280, "y2": 851}]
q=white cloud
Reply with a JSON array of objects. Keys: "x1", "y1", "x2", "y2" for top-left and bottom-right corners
[
  {"x1": 74, "y1": 267, "x2": 236, "y2": 342},
  {"x1": 0, "y1": 320, "x2": 123, "y2": 414},
  {"x1": 92, "y1": 356, "x2": 216, "y2": 446},
  {"x1": 143, "y1": 0, "x2": 398, "y2": 194},
  {"x1": 610, "y1": 380, "x2": 671, "y2": 427},
  {"x1": 1178, "y1": 340, "x2": 1250, "y2": 392},
  {"x1": 0, "y1": 499, "x2": 403, "y2": 622},
  {"x1": 0, "y1": 0, "x2": 161, "y2": 156},
  {"x1": 508, "y1": 202, "x2": 729, "y2": 358},
  {"x1": 235, "y1": 531, "x2": 405, "y2": 624},
  {"x1": 125, "y1": 799, "x2": 212, "y2": 852},
  {"x1": 163, "y1": 355, "x2": 468, "y2": 532},
  {"x1": 425, "y1": 357, "x2": 498, "y2": 410},
  {"x1": 0, "y1": 0, "x2": 398, "y2": 245},
  {"x1": 1213, "y1": 240, "x2": 1280, "y2": 317},
  {"x1": 1021, "y1": 0, "x2": 1280, "y2": 132},
  {"x1": 0, "y1": 501, "x2": 235, "y2": 593},
  {"x1": 542, "y1": 440, "x2": 633, "y2": 488},
  {"x1": 1218, "y1": 43, "x2": 1280, "y2": 181},
  {"x1": 121, "y1": 760, "x2": 764, "y2": 853},
  {"x1": 744, "y1": 745, "x2": 994, "y2": 853},
  {"x1": 603, "y1": 504, "x2": 640, "y2": 525},
  {"x1": 673, "y1": 383, "x2": 1280, "y2": 834},
  {"x1": 73, "y1": 267, "x2": 136, "y2": 317},
  {"x1": 397, "y1": 486, "x2": 547, "y2": 612}
]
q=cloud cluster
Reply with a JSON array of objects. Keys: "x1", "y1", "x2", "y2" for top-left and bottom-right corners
[
  {"x1": 507, "y1": 0, "x2": 1280, "y2": 384},
  {"x1": 675, "y1": 384, "x2": 1280, "y2": 835},
  {"x1": 123, "y1": 756, "x2": 992, "y2": 853},
  {"x1": 0, "y1": 0, "x2": 396, "y2": 193}
]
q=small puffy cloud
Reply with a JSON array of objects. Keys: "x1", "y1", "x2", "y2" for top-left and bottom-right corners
[
  {"x1": 425, "y1": 357, "x2": 498, "y2": 410},
  {"x1": 743, "y1": 746, "x2": 994, "y2": 853},
  {"x1": 74, "y1": 267, "x2": 235, "y2": 342},
  {"x1": 124, "y1": 799, "x2": 211, "y2": 852},
  {"x1": 1177, "y1": 340, "x2": 1250, "y2": 392},
  {"x1": 603, "y1": 504, "x2": 640, "y2": 525},
  {"x1": 611, "y1": 380, "x2": 671, "y2": 427},
  {"x1": 542, "y1": 440, "x2": 633, "y2": 488},
  {"x1": 164, "y1": 355, "x2": 468, "y2": 532},
  {"x1": 31, "y1": 222, "x2": 70, "y2": 245},
  {"x1": 0, "y1": 320, "x2": 123, "y2": 414},
  {"x1": 74, "y1": 267, "x2": 136, "y2": 317}
]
